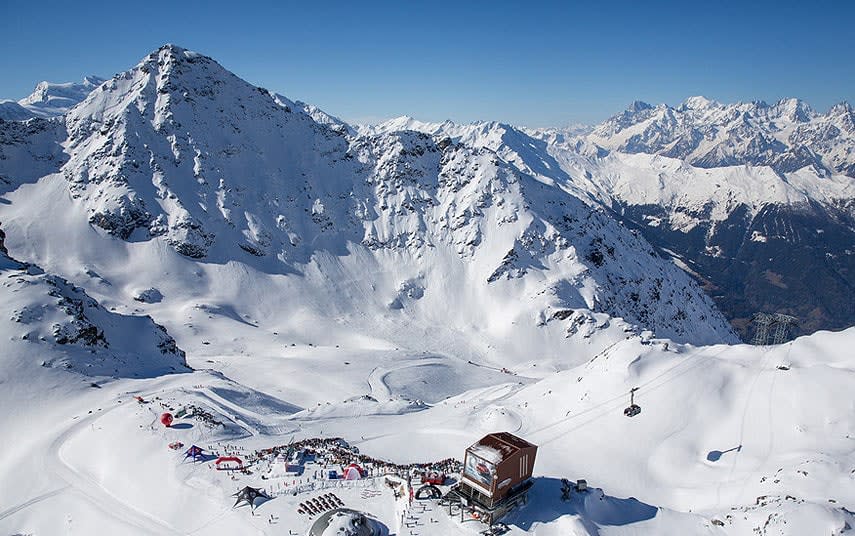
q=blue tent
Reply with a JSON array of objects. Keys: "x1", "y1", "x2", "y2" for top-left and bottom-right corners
[{"x1": 184, "y1": 445, "x2": 205, "y2": 461}]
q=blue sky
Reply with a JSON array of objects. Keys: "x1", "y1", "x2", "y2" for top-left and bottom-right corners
[{"x1": 1, "y1": 0, "x2": 853, "y2": 126}]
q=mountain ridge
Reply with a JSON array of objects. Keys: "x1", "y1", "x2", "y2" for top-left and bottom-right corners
[
  {"x1": 3, "y1": 44, "x2": 853, "y2": 341},
  {"x1": 366, "y1": 113, "x2": 855, "y2": 338},
  {"x1": 0, "y1": 44, "x2": 737, "y2": 358}
]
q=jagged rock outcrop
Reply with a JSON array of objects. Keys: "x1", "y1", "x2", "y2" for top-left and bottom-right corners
[{"x1": 1, "y1": 244, "x2": 187, "y2": 376}]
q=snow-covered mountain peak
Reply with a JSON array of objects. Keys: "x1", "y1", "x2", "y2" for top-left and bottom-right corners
[
  {"x1": 829, "y1": 101, "x2": 852, "y2": 115},
  {"x1": 678, "y1": 95, "x2": 719, "y2": 111},
  {"x1": 626, "y1": 100, "x2": 653, "y2": 112},
  {"x1": 62, "y1": 44, "x2": 356, "y2": 261},
  {"x1": 770, "y1": 97, "x2": 815, "y2": 122},
  {"x1": 376, "y1": 115, "x2": 419, "y2": 129},
  {"x1": 17, "y1": 75, "x2": 105, "y2": 117},
  {"x1": 69, "y1": 43, "x2": 262, "y2": 129},
  {"x1": 0, "y1": 45, "x2": 740, "y2": 350},
  {"x1": 365, "y1": 115, "x2": 488, "y2": 140}
]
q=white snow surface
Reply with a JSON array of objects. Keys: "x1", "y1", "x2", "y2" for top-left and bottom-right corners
[
  {"x1": 468, "y1": 444, "x2": 504, "y2": 464},
  {"x1": 0, "y1": 46, "x2": 852, "y2": 535}
]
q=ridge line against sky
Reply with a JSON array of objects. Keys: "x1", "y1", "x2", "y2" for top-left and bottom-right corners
[{"x1": 1, "y1": 0, "x2": 853, "y2": 127}]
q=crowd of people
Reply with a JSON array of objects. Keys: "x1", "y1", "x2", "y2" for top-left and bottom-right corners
[{"x1": 254, "y1": 436, "x2": 462, "y2": 479}]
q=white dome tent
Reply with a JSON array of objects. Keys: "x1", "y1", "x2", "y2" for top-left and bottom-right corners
[{"x1": 309, "y1": 508, "x2": 385, "y2": 536}]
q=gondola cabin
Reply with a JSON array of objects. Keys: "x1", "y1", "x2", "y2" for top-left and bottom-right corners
[{"x1": 455, "y1": 432, "x2": 537, "y2": 524}]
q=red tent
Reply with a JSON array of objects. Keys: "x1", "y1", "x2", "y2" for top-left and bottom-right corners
[{"x1": 342, "y1": 463, "x2": 364, "y2": 480}]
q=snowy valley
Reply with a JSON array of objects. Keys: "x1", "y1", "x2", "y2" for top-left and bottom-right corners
[{"x1": 0, "y1": 45, "x2": 853, "y2": 536}]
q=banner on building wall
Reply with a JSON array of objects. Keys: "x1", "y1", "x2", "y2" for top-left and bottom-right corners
[{"x1": 464, "y1": 453, "x2": 496, "y2": 488}]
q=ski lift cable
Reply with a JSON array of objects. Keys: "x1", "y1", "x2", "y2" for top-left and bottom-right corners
[
  {"x1": 526, "y1": 347, "x2": 709, "y2": 436},
  {"x1": 733, "y1": 345, "x2": 777, "y2": 449},
  {"x1": 628, "y1": 345, "x2": 730, "y2": 399},
  {"x1": 636, "y1": 344, "x2": 733, "y2": 391},
  {"x1": 525, "y1": 339, "x2": 666, "y2": 436},
  {"x1": 527, "y1": 390, "x2": 629, "y2": 437},
  {"x1": 536, "y1": 346, "x2": 733, "y2": 444},
  {"x1": 612, "y1": 345, "x2": 731, "y2": 418},
  {"x1": 538, "y1": 397, "x2": 634, "y2": 446},
  {"x1": 528, "y1": 345, "x2": 730, "y2": 437}
]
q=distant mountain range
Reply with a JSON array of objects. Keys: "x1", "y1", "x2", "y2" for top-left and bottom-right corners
[{"x1": 581, "y1": 96, "x2": 855, "y2": 177}]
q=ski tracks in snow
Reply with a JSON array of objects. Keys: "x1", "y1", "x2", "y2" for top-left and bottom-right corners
[
  {"x1": 0, "y1": 485, "x2": 70, "y2": 522},
  {"x1": 1, "y1": 403, "x2": 180, "y2": 534},
  {"x1": 46, "y1": 407, "x2": 184, "y2": 535}
]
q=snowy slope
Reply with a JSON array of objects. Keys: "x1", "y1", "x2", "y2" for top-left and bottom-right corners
[
  {"x1": 0, "y1": 228, "x2": 188, "y2": 377},
  {"x1": 0, "y1": 101, "x2": 37, "y2": 121},
  {"x1": 0, "y1": 223, "x2": 195, "y2": 531},
  {"x1": 0, "y1": 305, "x2": 851, "y2": 535}
]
